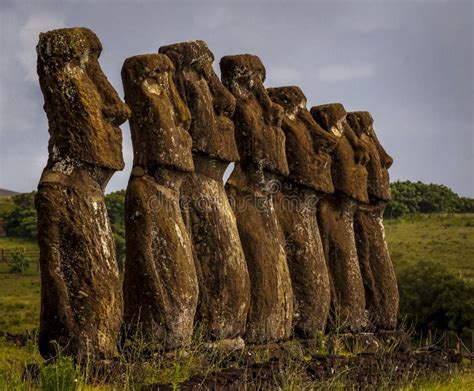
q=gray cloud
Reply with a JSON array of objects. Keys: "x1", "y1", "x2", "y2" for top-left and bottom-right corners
[
  {"x1": 0, "y1": 0, "x2": 472, "y2": 196},
  {"x1": 316, "y1": 63, "x2": 374, "y2": 82}
]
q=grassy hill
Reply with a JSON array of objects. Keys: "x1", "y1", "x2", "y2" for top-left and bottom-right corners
[
  {"x1": 0, "y1": 188, "x2": 19, "y2": 197},
  {"x1": 385, "y1": 213, "x2": 474, "y2": 280}
]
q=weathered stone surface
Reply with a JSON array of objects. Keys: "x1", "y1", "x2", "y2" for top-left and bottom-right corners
[
  {"x1": 311, "y1": 103, "x2": 368, "y2": 332},
  {"x1": 267, "y1": 86, "x2": 339, "y2": 337},
  {"x1": 267, "y1": 86, "x2": 338, "y2": 193},
  {"x1": 273, "y1": 186, "x2": 329, "y2": 337},
  {"x1": 35, "y1": 27, "x2": 129, "y2": 360},
  {"x1": 37, "y1": 28, "x2": 129, "y2": 171},
  {"x1": 159, "y1": 41, "x2": 240, "y2": 162},
  {"x1": 123, "y1": 170, "x2": 198, "y2": 350},
  {"x1": 221, "y1": 55, "x2": 293, "y2": 343},
  {"x1": 121, "y1": 54, "x2": 198, "y2": 350},
  {"x1": 225, "y1": 166, "x2": 293, "y2": 343},
  {"x1": 121, "y1": 54, "x2": 194, "y2": 172},
  {"x1": 353, "y1": 203, "x2": 399, "y2": 329},
  {"x1": 310, "y1": 104, "x2": 369, "y2": 204},
  {"x1": 181, "y1": 158, "x2": 251, "y2": 341},
  {"x1": 316, "y1": 193, "x2": 366, "y2": 332},
  {"x1": 348, "y1": 112, "x2": 399, "y2": 330},
  {"x1": 347, "y1": 112, "x2": 392, "y2": 202},
  {"x1": 160, "y1": 42, "x2": 250, "y2": 342},
  {"x1": 220, "y1": 55, "x2": 289, "y2": 176}
]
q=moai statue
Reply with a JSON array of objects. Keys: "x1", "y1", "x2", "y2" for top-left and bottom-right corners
[
  {"x1": 159, "y1": 42, "x2": 250, "y2": 346},
  {"x1": 347, "y1": 112, "x2": 399, "y2": 330},
  {"x1": 220, "y1": 54, "x2": 294, "y2": 344},
  {"x1": 267, "y1": 86, "x2": 339, "y2": 337},
  {"x1": 310, "y1": 103, "x2": 369, "y2": 332},
  {"x1": 35, "y1": 28, "x2": 130, "y2": 360},
  {"x1": 121, "y1": 54, "x2": 198, "y2": 350}
]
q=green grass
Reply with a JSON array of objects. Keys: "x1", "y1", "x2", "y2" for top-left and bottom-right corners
[
  {"x1": 0, "y1": 236, "x2": 39, "y2": 252},
  {"x1": 385, "y1": 213, "x2": 474, "y2": 280},
  {"x1": 400, "y1": 369, "x2": 474, "y2": 390},
  {"x1": 0, "y1": 236, "x2": 40, "y2": 334},
  {"x1": 0, "y1": 273, "x2": 40, "y2": 334}
]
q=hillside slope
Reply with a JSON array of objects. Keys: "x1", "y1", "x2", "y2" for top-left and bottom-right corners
[
  {"x1": 385, "y1": 213, "x2": 474, "y2": 280},
  {"x1": 0, "y1": 189, "x2": 19, "y2": 197}
]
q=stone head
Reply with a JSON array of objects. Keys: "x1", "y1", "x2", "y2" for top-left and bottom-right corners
[
  {"x1": 121, "y1": 54, "x2": 194, "y2": 173},
  {"x1": 267, "y1": 86, "x2": 338, "y2": 193},
  {"x1": 37, "y1": 27, "x2": 130, "y2": 171},
  {"x1": 347, "y1": 111, "x2": 393, "y2": 201},
  {"x1": 159, "y1": 41, "x2": 239, "y2": 162},
  {"x1": 310, "y1": 103, "x2": 348, "y2": 139},
  {"x1": 220, "y1": 54, "x2": 289, "y2": 176},
  {"x1": 311, "y1": 103, "x2": 369, "y2": 203}
]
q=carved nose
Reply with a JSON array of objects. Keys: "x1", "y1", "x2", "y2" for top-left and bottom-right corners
[
  {"x1": 102, "y1": 101, "x2": 131, "y2": 126},
  {"x1": 384, "y1": 155, "x2": 394, "y2": 169}
]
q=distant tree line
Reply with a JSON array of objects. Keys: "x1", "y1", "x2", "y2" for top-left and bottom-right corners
[
  {"x1": 104, "y1": 190, "x2": 126, "y2": 267},
  {"x1": 1, "y1": 192, "x2": 37, "y2": 239},
  {"x1": 3, "y1": 181, "x2": 472, "y2": 239},
  {"x1": 385, "y1": 180, "x2": 474, "y2": 218}
]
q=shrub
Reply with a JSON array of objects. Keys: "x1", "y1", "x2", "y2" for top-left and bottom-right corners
[
  {"x1": 397, "y1": 261, "x2": 474, "y2": 341},
  {"x1": 8, "y1": 249, "x2": 30, "y2": 274},
  {"x1": 40, "y1": 356, "x2": 82, "y2": 391},
  {"x1": 1, "y1": 192, "x2": 37, "y2": 239}
]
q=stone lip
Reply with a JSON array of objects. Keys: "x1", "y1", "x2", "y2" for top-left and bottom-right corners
[
  {"x1": 121, "y1": 53, "x2": 194, "y2": 173},
  {"x1": 37, "y1": 27, "x2": 130, "y2": 172},
  {"x1": 220, "y1": 54, "x2": 289, "y2": 177},
  {"x1": 159, "y1": 41, "x2": 240, "y2": 163}
]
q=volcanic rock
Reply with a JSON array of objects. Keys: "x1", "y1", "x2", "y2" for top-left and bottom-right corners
[
  {"x1": 159, "y1": 41, "x2": 239, "y2": 162},
  {"x1": 267, "y1": 86, "x2": 339, "y2": 337},
  {"x1": 347, "y1": 111, "x2": 399, "y2": 330},
  {"x1": 160, "y1": 41, "x2": 250, "y2": 342},
  {"x1": 121, "y1": 54, "x2": 198, "y2": 350},
  {"x1": 221, "y1": 54, "x2": 293, "y2": 343},
  {"x1": 35, "y1": 27, "x2": 129, "y2": 360},
  {"x1": 311, "y1": 103, "x2": 369, "y2": 332}
]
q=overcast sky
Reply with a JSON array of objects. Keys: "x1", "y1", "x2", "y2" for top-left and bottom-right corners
[{"x1": 0, "y1": 0, "x2": 472, "y2": 196}]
